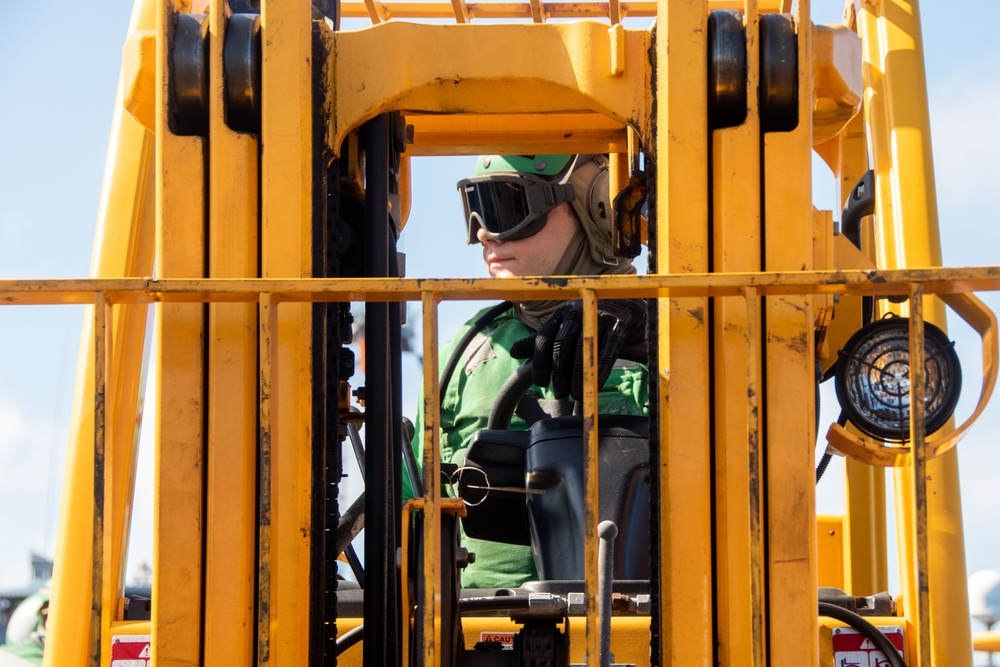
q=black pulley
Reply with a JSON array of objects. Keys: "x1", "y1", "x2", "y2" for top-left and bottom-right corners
[
  {"x1": 170, "y1": 13, "x2": 209, "y2": 136},
  {"x1": 224, "y1": 14, "x2": 262, "y2": 133},
  {"x1": 835, "y1": 317, "x2": 962, "y2": 441},
  {"x1": 707, "y1": 10, "x2": 748, "y2": 130},
  {"x1": 759, "y1": 13, "x2": 798, "y2": 132}
]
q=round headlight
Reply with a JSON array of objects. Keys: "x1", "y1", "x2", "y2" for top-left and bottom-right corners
[{"x1": 835, "y1": 317, "x2": 961, "y2": 441}]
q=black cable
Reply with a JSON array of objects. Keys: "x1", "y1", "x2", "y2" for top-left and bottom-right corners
[
  {"x1": 816, "y1": 411, "x2": 848, "y2": 484},
  {"x1": 345, "y1": 543, "x2": 364, "y2": 587},
  {"x1": 815, "y1": 452, "x2": 833, "y2": 484},
  {"x1": 439, "y1": 301, "x2": 512, "y2": 404},
  {"x1": 401, "y1": 416, "x2": 423, "y2": 499},
  {"x1": 818, "y1": 602, "x2": 907, "y2": 667}
]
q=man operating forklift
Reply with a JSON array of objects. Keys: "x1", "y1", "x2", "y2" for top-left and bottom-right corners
[{"x1": 406, "y1": 154, "x2": 650, "y2": 589}]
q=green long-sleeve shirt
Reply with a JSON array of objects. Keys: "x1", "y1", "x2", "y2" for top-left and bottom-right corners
[{"x1": 406, "y1": 304, "x2": 648, "y2": 589}]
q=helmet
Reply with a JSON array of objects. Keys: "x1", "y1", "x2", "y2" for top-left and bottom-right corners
[{"x1": 458, "y1": 154, "x2": 613, "y2": 257}]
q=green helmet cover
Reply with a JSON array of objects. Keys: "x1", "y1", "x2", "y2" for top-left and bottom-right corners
[{"x1": 474, "y1": 155, "x2": 573, "y2": 177}]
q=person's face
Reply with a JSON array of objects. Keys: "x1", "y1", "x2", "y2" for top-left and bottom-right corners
[{"x1": 477, "y1": 203, "x2": 580, "y2": 278}]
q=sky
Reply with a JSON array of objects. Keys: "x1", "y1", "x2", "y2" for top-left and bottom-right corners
[{"x1": 1, "y1": 0, "x2": 999, "y2": 642}]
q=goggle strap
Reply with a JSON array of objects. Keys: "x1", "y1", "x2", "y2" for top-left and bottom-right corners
[{"x1": 541, "y1": 182, "x2": 575, "y2": 207}]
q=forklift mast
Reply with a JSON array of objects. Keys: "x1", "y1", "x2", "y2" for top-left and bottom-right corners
[{"x1": 2, "y1": 0, "x2": 995, "y2": 665}]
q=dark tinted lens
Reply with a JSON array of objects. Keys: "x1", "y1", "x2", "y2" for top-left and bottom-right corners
[
  {"x1": 483, "y1": 181, "x2": 530, "y2": 235},
  {"x1": 462, "y1": 180, "x2": 530, "y2": 238},
  {"x1": 461, "y1": 184, "x2": 481, "y2": 241}
]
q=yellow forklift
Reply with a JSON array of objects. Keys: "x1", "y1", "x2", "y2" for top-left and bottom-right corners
[{"x1": 4, "y1": 0, "x2": 998, "y2": 664}]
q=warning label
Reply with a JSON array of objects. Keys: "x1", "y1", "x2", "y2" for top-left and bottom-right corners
[
  {"x1": 111, "y1": 634, "x2": 151, "y2": 667},
  {"x1": 479, "y1": 631, "x2": 515, "y2": 650},
  {"x1": 832, "y1": 626, "x2": 904, "y2": 667}
]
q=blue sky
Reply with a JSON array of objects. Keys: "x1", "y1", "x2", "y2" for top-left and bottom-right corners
[{"x1": 0, "y1": 0, "x2": 998, "y2": 634}]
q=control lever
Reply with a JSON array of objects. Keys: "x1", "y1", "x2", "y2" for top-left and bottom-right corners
[{"x1": 598, "y1": 520, "x2": 618, "y2": 667}]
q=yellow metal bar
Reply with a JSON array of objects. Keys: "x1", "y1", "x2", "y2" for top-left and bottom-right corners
[
  {"x1": 833, "y1": 98, "x2": 887, "y2": 590},
  {"x1": 11, "y1": 267, "x2": 1000, "y2": 305},
  {"x1": 152, "y1": 1, "x2": 207, "y2": 664},
  {"x1": 859, "y1": 0, "x2": 973, "y2": 661},
  {"x1": 100, "y1": 296, "x2": 118, "y2": 664},
  {"x1": 908, "y1": 284, "x2": 932, "y2": 666},
  {"x1": 762, "y1": 1, "x2": 817, "y2": 663},
  {"x1": 362, "y1": 0, "x2": 390, "y2": 22},
  {"x1": 205, "y1": 2, "x2": 260, "y2": 663},
  {"x1": 336, "y1": 0, "x2": 784, "y2": 20},
  {"x1": 420, "y1": 291, "x2": 442, "y2": 667},
  {"x1": 258, "y1": 293, "x2": 277, "y2": 663},
  {"x1": 973, "y1": 631, "x2": 1000, "y2": 653},
  {"x1": 90, "y1": 293, "x2": 108, "y2": 667},
  {"x1": 406, "y1": 113, "x2": 628, "y2": 156},
  {"x1": 581, "y1": 289, "x2": 600, "y2": 664},
  {"x1": 450, "y1": 0, "x2": 470, "y2": 23},
  {"x1": 744, "y1": 288, "x2": 767, "y2": 665},
  {"x1": 260, "y1": 0, "x2": 315, "y2": 660},
  {"x1": 529, "y1": 0, "x2": 545, "y2": 21},
  {"x1": 44, "y1": 0, "x2": 158, "y2": 663},
  {"x1": 331, "y1": 23, "x2": 651, "y2": 157},
  {"x1": 744, "y1": 286, "x2": 765, "y2": 667},
  {"x1": 843, "y1": 459, "x2": 888, "y2": 595},
  {"x1": 400, "y1": 500, "x2": 418, "y2": 667},
  {"x1": 712, "y1": 1, "x2": 763, "y2": 661},
  {"x1": 654, "y1": 0, "x2": 712, "y2": 663},
  {"x1": 608, "y1": 0, "x2": 620, "y2": 24}
]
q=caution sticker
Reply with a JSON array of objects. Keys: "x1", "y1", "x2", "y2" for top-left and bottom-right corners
[
  {"x1": 479, "y1": 631, "x2": 515, "y2": 650},
  {"x1": 832, "y1": 626, "x2": 904, "y2": 667},
  {"x1": 111, "y1": 634, "x2": 151, "y2": 667}
]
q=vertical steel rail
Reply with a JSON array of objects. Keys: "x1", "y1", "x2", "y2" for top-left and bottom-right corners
[
  {"x1": 100, "y1": 296, "x2": 116, "y2": 663},
  {"x1": 761, "y1": 1, "x2": 817, "y2": 663},
  {"x1": 206, "y1": 1, "x2": 260, "y2": 663},
  {"x1": 363, "y1": 113, "x2": 401, "y2": 666},
  {"x1": 90, "y1": 293, "x2": 108, "y2": 667},
  {"x1": 743, "y1": 287, "x2": 765, "y2": 667},
  {"x1": 260, "y1": 0, "x2": 315, "y2": 657},
  {"x1": 154, "y1": 2, "x2": 208, "y2": 662},
  {"x1": 46, "y1": 2, "x2": 158, "y2": 662},
  {"x1": 653, "y1": 0, "x2": 713, "y2": 662},
  {"x1": 908, "y1": 285, "x2": 931, "y2": 666},
  {"x1": 258, "y1": 292, "x2": 277, "y2": 665},
  {"x1": 581, "y1": 289, "x2": 600, "y2": 664},
  {"x1": 860, "y1": 1, "x2": 973, "y2": 660},
  {"x1": 713, "y1": 1, "x2": 763, "y2": 662},
  {"x1": 420, "y1": 292, "x2": 442, "y2": 667}
]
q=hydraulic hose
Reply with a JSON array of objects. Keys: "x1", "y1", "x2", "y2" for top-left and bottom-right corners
[{"x1": 818, "y1": 602, "x2": 907, "y2": 667}]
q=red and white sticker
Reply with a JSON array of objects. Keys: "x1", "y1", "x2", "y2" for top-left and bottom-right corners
[
  {"x1": 479, "y1": 631, "x2": 515, "y2": 650},
  {"x1": 832, "y1": 626, "x2": 904, "y2": 667},
  {"x1": 111, "y1": 634, "x2": 151, "y2": 667}
]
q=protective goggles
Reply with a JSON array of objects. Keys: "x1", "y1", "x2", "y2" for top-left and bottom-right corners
[{"x1": 457, "y1": 174, "x2": 576, "y2": 244}]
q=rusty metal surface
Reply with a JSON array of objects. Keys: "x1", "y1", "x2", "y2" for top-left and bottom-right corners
[
  {"x1": 5, "y1": 268, "x2": 1000, "y2": 306},
  {"x1": 257, "y1": 293, "x2": 276, "y2": 663},
  {"x1": 90, "y1": 294, "x2": 107, "y2": 667},
  {"x1": 581, "y1": 289, "x2": 601, "y2": 664},
  {"x1": 908, "y1": 285, "x2": 932, "y2": 666},
  {"x1": 336, "y1": 0, "x2": 785, "y2": 20}
]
